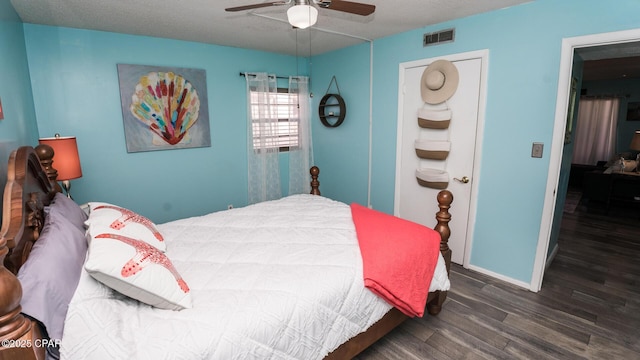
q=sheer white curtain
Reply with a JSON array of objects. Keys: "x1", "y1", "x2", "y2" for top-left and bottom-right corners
[
  {"x1": 245, "y1": 73, "x2": 281, "y2": 204},
  {"x1": 572, "y1": 97, "x2": 620, "y2": 165},
  {"x1": 288, "y1": 76, "x2": 314, "y2": 195}
]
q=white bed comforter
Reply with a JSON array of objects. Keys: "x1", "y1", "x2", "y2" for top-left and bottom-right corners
[{"x1": 61, "y1": 195, "x2": 449, "y2": 360}]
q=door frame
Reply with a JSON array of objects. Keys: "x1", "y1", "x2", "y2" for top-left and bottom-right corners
[
  {"x1": 533, "y1": 28, "x2": 640, "y2": 292},
  {"x1": 395, "y1": 49, "x2": 488, "y2": 268}
]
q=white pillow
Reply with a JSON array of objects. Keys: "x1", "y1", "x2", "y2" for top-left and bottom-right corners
[
  {"x1": 86, "y1": 202, "x2": 166, "y2": 251},
  {"x1": 85, "y1": 232, "x2": 192, "y2": 310}
]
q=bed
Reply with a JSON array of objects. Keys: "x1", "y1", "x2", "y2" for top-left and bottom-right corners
[{"x1": 0, "y1": 145, "x2": 453, "y2": 360}]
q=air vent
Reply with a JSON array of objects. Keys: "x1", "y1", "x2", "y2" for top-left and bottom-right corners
[{"x1": 423, "y1": 28, "x2": 455, "y2": 47}]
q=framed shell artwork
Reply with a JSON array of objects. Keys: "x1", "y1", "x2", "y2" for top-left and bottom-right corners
[{"x1": 117, "y1": 64, "x2": 211, "y2": 152}]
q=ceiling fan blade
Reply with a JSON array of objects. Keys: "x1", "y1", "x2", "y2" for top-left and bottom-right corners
[
  {"x1": 225, "y1": 1, "x2": 288, "y2": 12},
  {"x1": 321, "y1": 0, "x2": 375, "y2": 16}
]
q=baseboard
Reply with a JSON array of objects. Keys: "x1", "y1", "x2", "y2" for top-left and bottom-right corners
[{"x1": 465, "y1": 264, "x2": 531, "y2": 290}]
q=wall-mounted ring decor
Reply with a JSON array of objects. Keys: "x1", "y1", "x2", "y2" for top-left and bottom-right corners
[
  {"x1": 319, "y1": 93, "x2": 346, "y2": 127},
  {"x1": 319, "y1": 76, "x2": 346, "y2": 128}
]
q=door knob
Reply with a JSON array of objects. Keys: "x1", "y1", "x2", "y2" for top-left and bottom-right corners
[{"x1": 454, "y1": 176, "x2": 470, "y2": 184}]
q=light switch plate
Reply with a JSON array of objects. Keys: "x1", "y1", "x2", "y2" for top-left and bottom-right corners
[{"x1": 532, "y1": 142, "x2": 543, "y2": 158}]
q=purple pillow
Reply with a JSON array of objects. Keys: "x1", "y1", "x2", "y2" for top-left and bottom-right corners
[
  {"x1": 46, "y1": 192, "x2": 88, "y2": 232},
  {"x1": 17, "y1": 209, "x2": 88, "y2": 342}
]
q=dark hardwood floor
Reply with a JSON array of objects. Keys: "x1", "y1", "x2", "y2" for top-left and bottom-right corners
[{"x1": 355, "y1": 195, "x2": 640, "y2": 359}]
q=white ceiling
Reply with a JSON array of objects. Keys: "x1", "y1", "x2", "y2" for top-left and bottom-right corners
[{"x1": 10, "y1": 0, "x2": 532, "y2": 56}]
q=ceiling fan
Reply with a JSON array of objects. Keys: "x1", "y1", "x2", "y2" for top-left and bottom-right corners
[{"x1": 226, "y1": 0, "x2": 376, "y2": 29}]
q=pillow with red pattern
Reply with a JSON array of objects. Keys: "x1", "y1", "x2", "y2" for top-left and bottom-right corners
[
  {"x1": 84, "y1": 232, "x2": 191, "y2": 310},
  {"x1": 85, "y1": 202, "x2": 166, "y2": 252}
]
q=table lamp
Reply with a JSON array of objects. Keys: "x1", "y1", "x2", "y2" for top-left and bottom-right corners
[
  {"x1": 631, "y1": 130, "x2": 640, "y2": 151},
  {"x1": 38, "y1": 134, "x2": 82, "y2": 198}
]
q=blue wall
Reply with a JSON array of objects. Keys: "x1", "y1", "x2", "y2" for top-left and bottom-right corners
[
  {"x1": 310, "y1": 0, "x2": 640, "y2": 285},
  {"x1": 0, "y1": 1, "x2": 38, "y2": 218},
  {"x1": 311, "y1": 42, "x2": 372, "y2": 204},
  {"x1": 24, "y1": 25, "x2": 299, "y2": 223},
  {"x1": 6, "y1": 0, "x2": 640, "y2": 286},
  {"x1": 0, "y1": 1, "x2": 37, "y2": 146}
]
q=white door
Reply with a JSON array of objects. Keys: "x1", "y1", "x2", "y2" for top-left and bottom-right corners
[{"x1": 395, "y1": 51, "x2": 486, "y2": 265}]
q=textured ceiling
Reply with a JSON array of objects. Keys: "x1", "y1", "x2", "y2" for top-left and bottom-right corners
[
  {"x1": 11, "y1": 1, "x2": 640, "y2": 80},
  {"x1": 10, "y1": 0, "x2": 532, "y2": 56}
]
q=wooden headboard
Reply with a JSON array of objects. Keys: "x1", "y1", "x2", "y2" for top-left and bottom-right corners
[{"x1": 0, "y1": 145, "x2": 60, "y2": 360}]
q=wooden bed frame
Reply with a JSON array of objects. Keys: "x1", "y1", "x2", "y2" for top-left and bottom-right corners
[{"x1": 0, "y1": 145, "x2": 452, "y2": 360}]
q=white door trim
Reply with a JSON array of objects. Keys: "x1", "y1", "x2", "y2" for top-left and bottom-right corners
[
  {"x1": 533, "y1": 28, "x2": 640, "y2": 292},
  {"x1": 395, "y1": 49, "x2": 488, "y2": 268}
]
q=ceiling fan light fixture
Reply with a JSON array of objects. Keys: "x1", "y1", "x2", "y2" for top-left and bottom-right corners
[{"x1": 287, "y1": 4, "x2": 318, "y2": 29}]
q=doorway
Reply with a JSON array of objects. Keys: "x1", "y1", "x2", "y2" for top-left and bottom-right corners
[{"x1": 533, "y1": 29, "x2": 640, "y2": 291}]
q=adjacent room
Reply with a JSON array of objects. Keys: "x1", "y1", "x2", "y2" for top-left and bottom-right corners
[{"x1": 567, "y1": 45, "x2": 640, "y2": 218}]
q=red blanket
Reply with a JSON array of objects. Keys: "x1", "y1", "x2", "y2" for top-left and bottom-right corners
[{"x1": 350, "y1": 203, "x2": 441, "y2": 317}]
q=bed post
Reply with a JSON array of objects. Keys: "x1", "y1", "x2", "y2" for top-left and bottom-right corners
[
  {"x1": 310, "y1": 166, "x2": 320, "y2": 195},
  {"x1": 0, "y1": 245, "x2": 43, "y2": 360},
  {"x1": 427, "y1": 189, "x2": 453, "y2": 315},
  {"x1": 34, "y1": 144, "x2": 62, "y2": 194},
  {"x1": 0, "y1": 147, "x2": 51, "y2": 360}
]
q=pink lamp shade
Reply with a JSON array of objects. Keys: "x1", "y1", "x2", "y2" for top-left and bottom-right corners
[
  {"x1": 630, "y1": 130, "x2": 640, "y2": 151},
  {"x1": 38, "y1": 135, "x2": 82, "y2": 181}
]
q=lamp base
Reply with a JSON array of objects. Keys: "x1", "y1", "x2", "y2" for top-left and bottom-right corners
[{"x1": 61, "y1": 180, "x2": 73, "y2": 199}]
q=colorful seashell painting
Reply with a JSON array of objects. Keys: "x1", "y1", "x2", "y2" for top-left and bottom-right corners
[
  {"x1": 131, "y1": 71, "x2": 200, "y2": 145},
  {"x1": 117, "y1": 64, "x2": 210, "y2": 152}
]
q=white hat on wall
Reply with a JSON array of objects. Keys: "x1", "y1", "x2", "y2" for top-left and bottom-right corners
[{"x1": 420, "y1": 59, "x2": 459, "y2": 104}]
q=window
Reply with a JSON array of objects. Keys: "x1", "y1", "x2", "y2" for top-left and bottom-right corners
[{"x1": 250, "y1": 88, "x2": 299, "y2": 151}]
